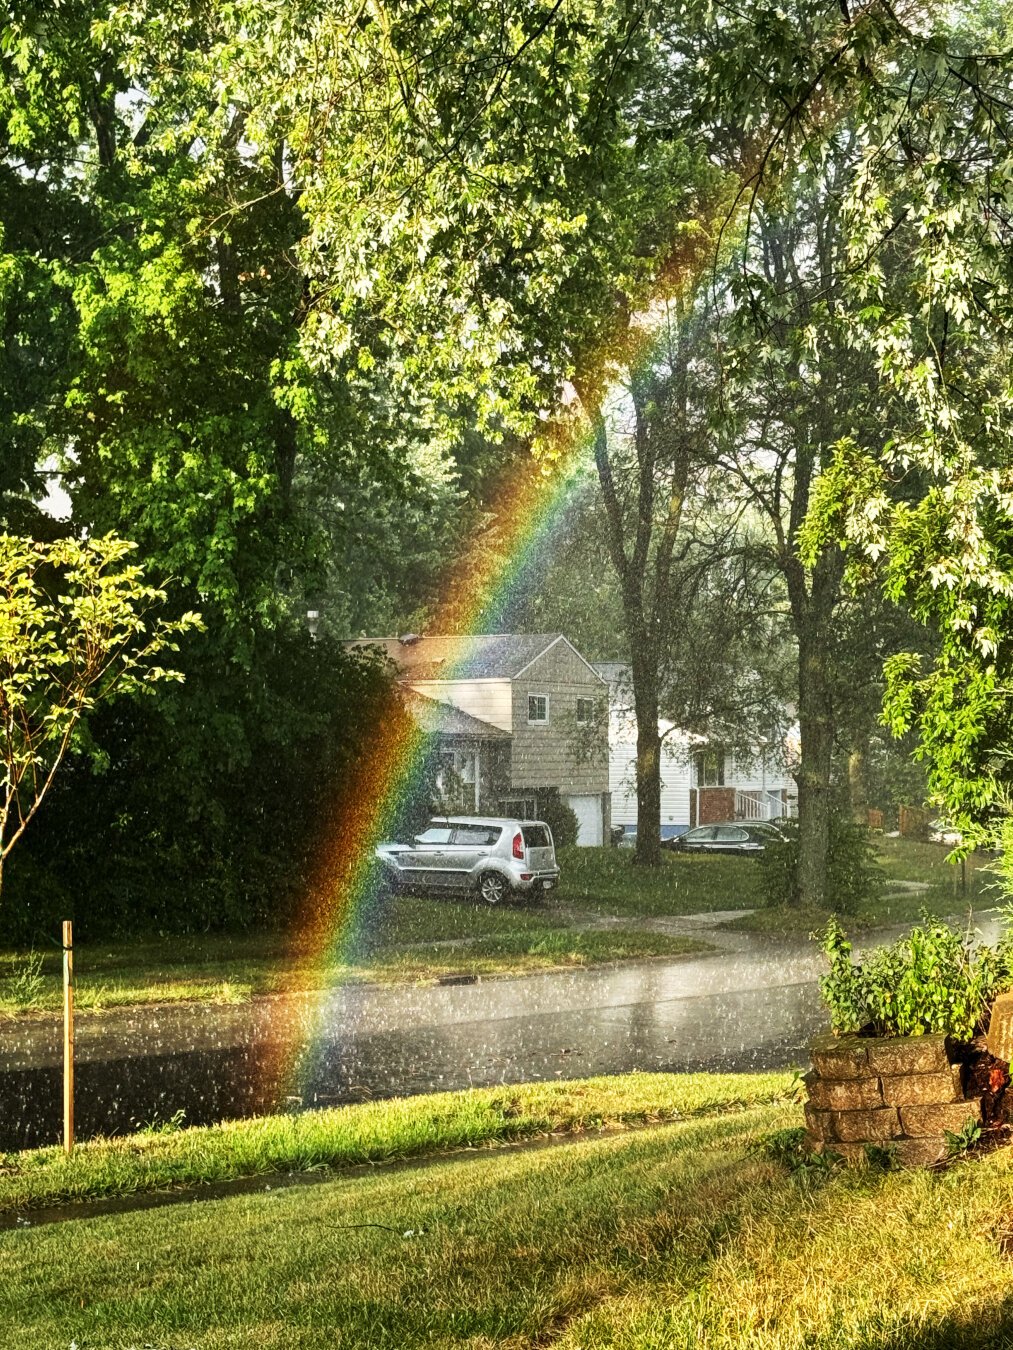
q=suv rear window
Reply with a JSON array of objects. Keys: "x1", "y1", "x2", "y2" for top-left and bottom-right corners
[
  {"x1": 522, "y1": 825, "x2": 551, "y2": 849},
  {"x1": 451, "y1": 826, "x2": 502, "y2": 846}
]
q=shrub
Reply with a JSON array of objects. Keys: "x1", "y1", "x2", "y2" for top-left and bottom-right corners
[
  {"x1": 535, "y1": 789, "x2": 579, "y2": 849},
  {"x1": 816, "y1": 914, "x2": 1013, "y2": 1039},
  {"x1": 758, "y1": 816, "x2": 883, "y2": 914}
]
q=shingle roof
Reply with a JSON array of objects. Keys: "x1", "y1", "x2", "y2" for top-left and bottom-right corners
[
  {"x1": 593, "y1": 661, "x2": 629, "y2": 688},
  {"x1": 402, "y1": 688, "x2": 510, "y2": 740},
  {"x1": 347, "y1": 633, "x2": 564, "y2": 680}
]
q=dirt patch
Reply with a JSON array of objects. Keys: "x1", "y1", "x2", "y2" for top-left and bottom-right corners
[{"x1": 959, "y1": 1039, "x2": 1010, "y2": 1129}]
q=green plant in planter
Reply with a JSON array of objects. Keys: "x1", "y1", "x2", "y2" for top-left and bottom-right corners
[{"x1": 816, "y1": 915, "x2": 1013, "y2": 1039}]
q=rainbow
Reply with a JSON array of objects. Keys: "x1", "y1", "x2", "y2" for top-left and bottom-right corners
[{"x1": 274, "y1": 228, "x2": 718, "y2": 1103}]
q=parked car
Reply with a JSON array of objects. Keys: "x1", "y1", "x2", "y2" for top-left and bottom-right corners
[
  {"x1": 375, "y1": 816, "x2": 560, "y2": 904},
  {"x1": 615, "y1": 823, "x2": 690, "y2": 850},
  {"x1": 670, "y1": 821, "x2": 786, "y2": 857}
]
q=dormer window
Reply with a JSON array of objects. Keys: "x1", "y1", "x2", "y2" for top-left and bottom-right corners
[{"x1": 528, "y1": 694, "x2": 549, "y2": 724}]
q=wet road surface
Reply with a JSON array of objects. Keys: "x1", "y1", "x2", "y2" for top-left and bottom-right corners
[{"x1": 1, "y1": 912, "x2": 1002, "y2": 1150}]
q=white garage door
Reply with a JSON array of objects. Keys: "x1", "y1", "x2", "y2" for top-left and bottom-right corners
[{"x1": 565, "y1": 794, "x2": 603, "y2": 847}]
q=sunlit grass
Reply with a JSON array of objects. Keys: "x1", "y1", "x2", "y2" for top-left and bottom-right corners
[
  {"x1": 721, "y1": 892, "x2": 975, "y2": 936},
  {"x1": 369, "y1": 929, "x2": 708, "y2": 981},
  {"x1": 0, "y1": 1071, "x2": 797, "y2": 1212},
  {"x1": 720, "y1": 838, "x2": 999, "y2": 936},
  {"x1": 6, "y1": 1080, "x2": 1013, "y2": 1348}
]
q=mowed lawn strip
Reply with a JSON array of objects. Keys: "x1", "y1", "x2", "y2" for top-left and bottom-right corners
[
  {"x1": 556, "y1": 845, "x2": 763, "y2": 916},
  {"x1": 0, "y1": 895, "x2": 712, "y2": 1018},
  {"x1": 0, "y1": 1072, "x2": 797, "y2": 1212},
  {"x1": 6, "y1": 1098, "x2": 1013, "y2": 1349}
]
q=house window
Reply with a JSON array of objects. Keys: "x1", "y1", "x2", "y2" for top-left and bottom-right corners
[
  {"x1": 695, "y1": 750, "x2": 725, "y2": 787},
  {"x1": 528, "y1": 694, "x2": 549, "y2": 724},
  {"x1": 501, "y1": 797, "x2": 537, "y2": 819},
  {"x1": 576, "y1": 697, "x2": 595, "y2": 724}
]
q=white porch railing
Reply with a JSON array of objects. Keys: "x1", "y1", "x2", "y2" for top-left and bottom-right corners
[{"x1": 735, "y1": 789, "x2": 797, "y2": 822}]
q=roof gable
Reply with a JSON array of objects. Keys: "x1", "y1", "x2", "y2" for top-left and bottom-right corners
[
  {"x1": 514, "y1": 635, "x2": 607, "y2": 685},
  {"x1": 346, "y1": 633, "x2": 569, "y2": 680}
]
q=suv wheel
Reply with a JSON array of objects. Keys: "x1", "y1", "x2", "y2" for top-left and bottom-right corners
[{"x1": 478, "y1": 871, "x2": 509, "y2": 905}]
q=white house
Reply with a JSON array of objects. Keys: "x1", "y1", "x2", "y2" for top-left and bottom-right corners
[{"x1": 595, "y1": 662, "x2": 798, "y2": 830}]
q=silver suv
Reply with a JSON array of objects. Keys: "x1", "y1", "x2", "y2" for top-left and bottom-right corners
[{"x1": 375, "y1": 816, "x2": 560, "y2": 905}]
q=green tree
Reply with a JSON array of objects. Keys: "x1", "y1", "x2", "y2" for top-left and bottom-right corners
[
  {"x1": 793, "y1": 4, "x2": 1013, "y2": 840},
  {"x1": 714, "y1": 154, "x2": 910, "y2": 908},
  {"x1": 0, "y1": 533, "x2": 199, "y2": 897}
]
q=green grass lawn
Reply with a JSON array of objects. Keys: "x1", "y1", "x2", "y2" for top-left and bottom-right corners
[
  {"x1": 555, "y1": 845, "x2": 762, "y2": 916},
  {"x1": 0, "y1": 893, "x2": 711, "y2": 1019},
  {"x1": 0, "y1": 1071, "x2": 797, "y2": 1213},
  {"x1": 724, "y1": 836, "x2": 999, "y2": 936},
  {"x1": 5, "y1": 1073, "x2": 1013, "y2": 1348},
  {"x1": 877, "y1": 835, "x2": 997, "y2": 906}
]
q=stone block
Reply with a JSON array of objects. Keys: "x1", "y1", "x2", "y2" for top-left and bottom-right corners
[
  {"x1": 987, "y1": 992, "x2": 1013, "y2": 1065},
  {"x1": 833, "y1": 1106, "x2": 901, "y2": 1142},
  {"x1": 864, "y1": 1034, "x2": 951, "y2": 1077},
  {"x1": 899, "y1": 1098, "x2": 982, "y2": 1137},
  {"x1": 810, "y1": 1034, "x2": 869, "y2": 1080},
  {"x1": 805, "y1": 1073, "x2": 883, "y2": 1112},
  {"x1": 879, "y1": 1069, "x2": 962, "y2": 1107},
  {"x1": 892, "y1": 1137, "x2": 947, "y2": 1169},
  {"x1": 804, "y1": 1103, "x2": 836, "y2": 1140}
]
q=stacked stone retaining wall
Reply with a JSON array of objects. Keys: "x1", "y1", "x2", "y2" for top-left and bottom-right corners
[{"x1": 805, "y1": 1032, "x2": 981, "y2": 1167}]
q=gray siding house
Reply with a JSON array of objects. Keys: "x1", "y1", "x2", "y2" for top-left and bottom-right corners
[{"x1": 349, "y1": 633, "x2": 610, "y2": 845}]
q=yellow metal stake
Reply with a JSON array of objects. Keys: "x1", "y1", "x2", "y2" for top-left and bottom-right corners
[{"x1": 63, "y1": 919, "x2": 74, "y2": 1156}]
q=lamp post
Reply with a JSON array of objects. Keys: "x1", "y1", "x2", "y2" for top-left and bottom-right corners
[{"x1": 306, "y1": 608, "x2": 320, "y2": 640}]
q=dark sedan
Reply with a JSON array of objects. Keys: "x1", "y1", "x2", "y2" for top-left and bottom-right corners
[
  {"x1": 615, "y1": 823, "x2": 690, "y2": 850},
  {"x1": 671, "y1": 821, "x2": 786, "y2": 856}
]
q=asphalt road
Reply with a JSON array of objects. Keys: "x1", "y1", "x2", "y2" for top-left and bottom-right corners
[{"x1": 1, "y1": 910, "x2": 1001, "y2": 1149}]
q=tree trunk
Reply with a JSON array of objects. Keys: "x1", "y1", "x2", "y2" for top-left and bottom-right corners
[
  {"x1": 795, "y1": 617, "x2": 835, "y2": 909},
  {"x1": 632, "y1": 659, "x2": 662, "y2": 867},
  {"x1": 848, "y1": 738, "x2": 869, "y2": 824}
]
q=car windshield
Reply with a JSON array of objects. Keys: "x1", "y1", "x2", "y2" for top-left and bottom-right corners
[{"x1": 522, "y1": 825, "x2": 550, "y2": 848}]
